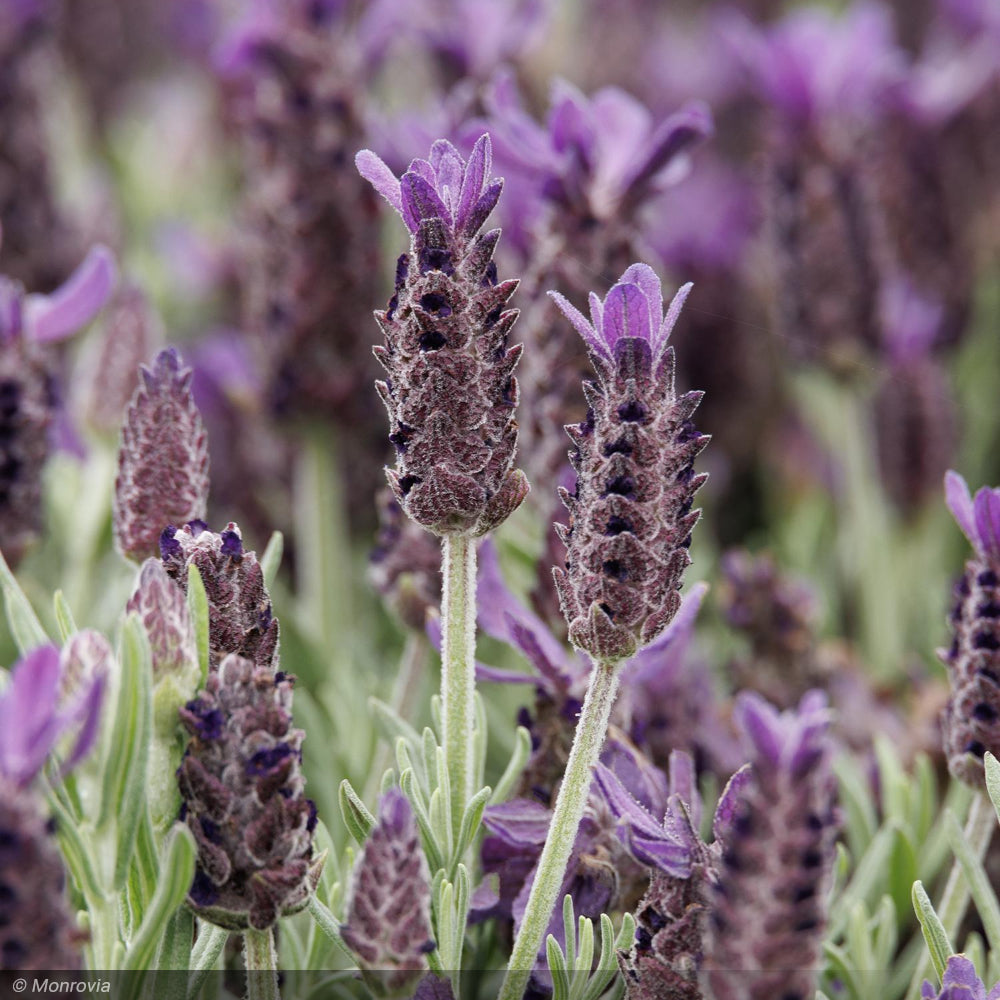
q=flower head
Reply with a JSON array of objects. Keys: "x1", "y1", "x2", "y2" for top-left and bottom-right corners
[
  {"x1": 178, "y1": 655, "x2": 320, "y2": 930},
  {"x1": 548, "y1": 264, "x2": 708, "y2": 662},
  {"x1": 340, "y1": 788, "x2": 435, "y2": 993},
  {"x1": 113, "y1": 348, "x2": 210, "y2": 562},
  {"x1": 160, "y1": 520, "x2": 278, "y2": 674},
  {"x1": 0, "y1": 644, "x2": 105, "y2": 789},
  {"x1": 357, "y1": 133, "x2": 503, "y2": 243},
  {"x1": 0, "y1": 247, "x2": 114, "y2": 563},
  {"x1": 485, "y1": 74, "x2": 712, "y2": 221},
  {"x1": 940, "y1": 472, "x2": 1000, "y2": 785},
  {"x1": 704, "y1": 691, "x2": 839, "y2": 1000},
  {"x1": 356, "y1": 135, "x2": 528, "y2": 536}
]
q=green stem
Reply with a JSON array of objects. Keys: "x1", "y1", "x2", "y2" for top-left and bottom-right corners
[
  {"x1": 441, "y1": 534, "x2": 477, "y2": 844},
  {"x1": 907, "y1": 791, "x2": 995, "y2": 999},
  {"x1": 244, "y1": 928, "x2": 280, "y2": 1000},
  {"x1": 499, "y1": 660, "x2": 621, "y2": 1000}
]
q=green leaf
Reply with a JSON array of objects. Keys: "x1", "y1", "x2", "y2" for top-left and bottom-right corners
[
  {"x1": 944, "y1": 807, "x2": 1000, "y2": 956},
  {"x1": 0, "y1": 546, "x2": 49, "y2": 652},
  {"x1": 338, "y1": 778, "x2": 375, "y2": 847},
  {"x1": 490, "y1": 726, "x2": 532, "y2": 806},
  {"x1": 833, "y1": 753, "x2": 878, "y2": 857},
  {"x1": 912, "y1": 880, "x2": 953, "y2": 985},
  {"x1": 547, "y1": 936, "x2": 570, "y2": 1000},
  {"x1": 828, "y1": 823, "x2": 896, "y2": 939},
  {"x1": 888, "y1": 827, "x2": 919, "y2": 920},
  {"x1": 307, "y1": 895, "x2": 355, "y2": 965},
  {"x1": 562, "y1": 895, "x2": 576, "y2": 970},
  {"x1": 453, "y1": 785, "x2": 491, "y2": 869},
  {"x1": 105, "y1": 615, "x2": 154, "y2": 890},
  {"x1": 53, "y1": 591, "x2": 78, "y2": 643},
  {"x1": 186, "y1": 565, "x2": 210, "y2": 686},
  {"x1": 259, "y1": 531, "x2": 284, "y2": 587},
  {"x1": 187, "y1": 920, "x2": 228, "y2": 1000},
  {"x1": 400, "y1": 769, "x2": 445, "y2": 873},
  {"x1": 984, "y1": 753, "x2": 1000, "y2": 825},
  {"x1": 871, "y1": 895, "x2": 898, "y2": 971},
  {"x1": 123, "y1": 824, "x2": 197, "y2": 975}
]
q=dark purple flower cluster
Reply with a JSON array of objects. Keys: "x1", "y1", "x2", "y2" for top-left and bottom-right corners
[
  {"x1": 940, "y1": 472, "x2": 1000, "y2": 786},
  {"x1": 550, "y1": 265, "x2": 708, "y2": 663},
  {"x1": 357, "y1": 135, "x2": 529, "y2": 537},
  {"x1": 178, "y1": 654, "x2": 320, "y2": 931},
  {"x1": 160, "y1": 520, "x2": 278, "y2": 674},
  {"x1": 114, "y1": 348, "x2": 210, "y2": 563}
]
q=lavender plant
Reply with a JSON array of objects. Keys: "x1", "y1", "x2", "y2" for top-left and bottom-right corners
[{"x1": 499, "y1": 263, "x2": 707, "y2": 1000}]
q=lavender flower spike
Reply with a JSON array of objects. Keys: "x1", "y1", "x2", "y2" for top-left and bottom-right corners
[
  {"x1": 940, "y1": 471, "x2": 1000, "y2": 785},
  {"x1": 178, "y1": 654, "x2": 321, "y2": 930},
  {"x1": 550, "y1": 264, "x2": 708, "y2": 663},
  {"x1": 160, "y1": 520, "x2": 279, "y2": 674},
  {"x1": 113, "y1": 348, "x2": 210, "y2": 562},
  {"x1": 704, "y1": 690, "x2": 839, "y2": 1000},
  {"x1": 922, "y1": 955, "x2": 1000, "y2": 1000},
  {"x1": 341, "y1": 788, "x2": 435, "y2": 995},
  {"x1": 356, "y1": 134, "x2": 528, "y2": 536}
]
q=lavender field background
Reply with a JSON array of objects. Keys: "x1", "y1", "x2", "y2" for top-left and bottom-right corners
[{"x1": 1, "y1": 0, "x2": 1000, "y2": 998}]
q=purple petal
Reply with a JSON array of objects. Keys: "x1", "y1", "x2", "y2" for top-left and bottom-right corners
[
  {"x1": 0, "y1": 645, "x2": 63, "y2": 787},
  {"x1": 401, "y1": 171, "x2": 452, "y2": 229},
  {"x1": 549, "y1": 291, "x2": 607, "y2": 358},
  {"x1": 941, "y1": 954, "x2": 981, "y2": 987},
  {"x1": 61, "y1": 671, "x2": 106, "y2": 776},
  {"x1": 462, "y1": 179, "x2": 503, "y2": 237},
  {"x1": 548, "y1": 80, "x2": 594, "y2": 158},
  {"x1": 602, "y1": 282, "x2": 651, "y2": 349},
  {"x1": 667, "y1": 750, "x2": 700, "y2": 829},
  {"x1": 26, "y1": 245, "x2": 116, "y2": 343},
  {"x1": 619, "y1": 263, "x2": 662, "y2": 336},
  {"x1": 355, "y1": 150, "x2": 405, "y2": 222},
  {"x1": 734, "y1": 692, "x2": 783, "y2": 767},
  {"x1": 713, "y1": 764, "x2": 752, "y2": 844},
  {"x1": 626, "y1": 100, "x2": 713, "y2": 194},
  {"x1": 974, "y1": 487, "x2": 1000, "y2": 561},
  {"x1": 945, "y1": 471, "x2": 978, "y2": 550},
  {"x1": 656, "y1": 282, "x2": 693, "y2": 357},
  {"x1": 593, "y1": 763, "x2": 666, "y2": 840},
  {"x1": 475, "y1": 663, "x2": 537, "y2": 685},
  {"x1": 482, "y1": 798, "x2": 552, "y2": 845},
  {"x1": 456, "y1": 133, "x2": 491, "y2": 230}
]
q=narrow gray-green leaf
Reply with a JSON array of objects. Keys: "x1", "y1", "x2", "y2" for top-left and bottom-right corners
[
  {"x1": 259, "y1": 531, "x2": 284, "y2": 587},
  {"x1": 187, "y1": 921, "x2": 228, "y2": 1000},
  {"x1": 490, "y1": 726, "x2": 531, "y2": 806},
  {"x1": 0, "y1": 546, "x2": 48, "y2": 652},
  {"x1": 186, "y1": 564, "x2": 210, "y2": 686},
  {"x1": 338, "y1": 778, "x2": 375, "y2": 847},
  {"x1": 123, "y1": 824, "x2": 197, "y2": 974},
  {"x1": 912, "y1": 880, "x2": 953, "y2": 985},
  {"x1": 547, "y1": 936, "x2": 571, "y2": 1000},
  {"x1": 53, "y1": 591, "x2": 78, "y2": 643},
  {"x1": 107, "y1": 615, "x2": 154, "y2": 889},
  {"x1": 944, "y1": 807, "x2": 1000, "y2": 956}
]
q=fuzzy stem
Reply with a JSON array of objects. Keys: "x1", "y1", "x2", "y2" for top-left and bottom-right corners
[
  {"x1": 441, "y1": 535, "x2": 477, "y2": 844},
  {"x1": 244, "y1": 928, "x2": 280, "y2": 1000},
  {"x1": 907, "y1": 791, "x2": 995, "y2": 999},
  {"x1": 499, "y1": 660, "x2": 621, "y2": 1000}
]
